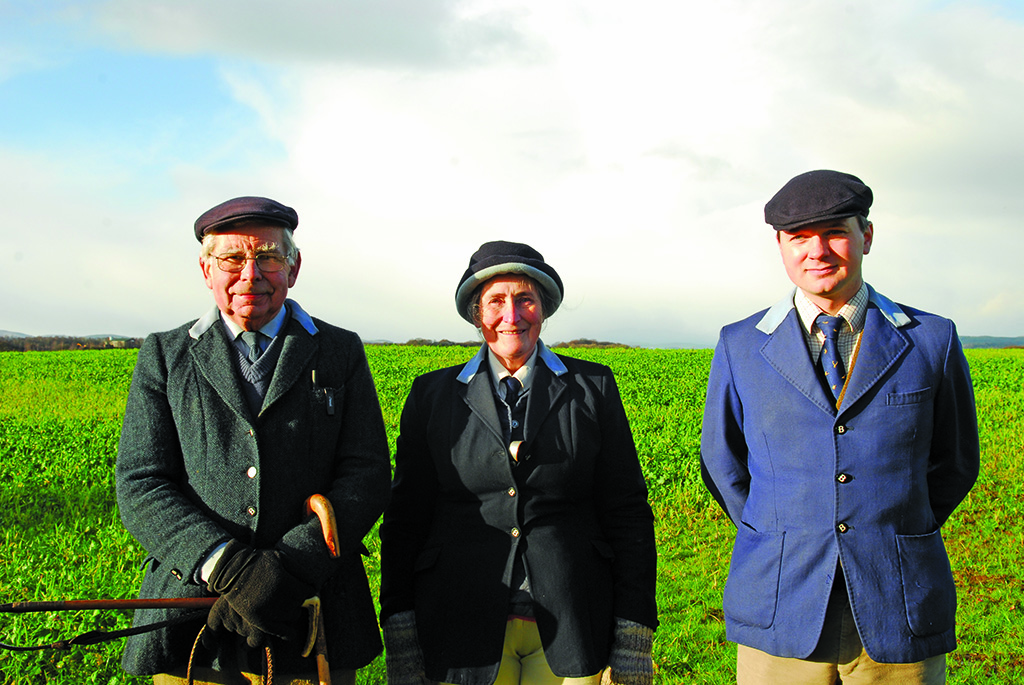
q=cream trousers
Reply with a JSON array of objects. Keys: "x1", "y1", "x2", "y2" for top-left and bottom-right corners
[{"x1": 439, "y1": 618, "x2": 603, "y2": 685}]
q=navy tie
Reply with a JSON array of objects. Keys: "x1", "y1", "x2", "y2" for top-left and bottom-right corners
[
  {"x1": 501, "y1": 376, "x2": 525, "y2": 462},
  {"x1": 816, "y1": 315, "x2": 846, "y2": 400},
  {"x1": 241, "y1": 331, "x2": 263, "y2": 364},
  {"x1": 502, "y1": 376, "x2": 523, "y2": 405}
]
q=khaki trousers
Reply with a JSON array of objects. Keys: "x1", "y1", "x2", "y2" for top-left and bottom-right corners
[
  {"x1": 440, "y1": 618, "x2": 602, "y2": 685},
  {"x1": 736, "y1": 577, "x2": 946, "y2": 685}
]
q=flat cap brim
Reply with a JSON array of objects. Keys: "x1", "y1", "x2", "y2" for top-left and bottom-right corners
[{"x1": 194, "y1": 196, "x2": 298, "y2": 242}]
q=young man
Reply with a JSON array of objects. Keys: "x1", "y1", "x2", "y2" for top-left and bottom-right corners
[{"x1": 700, "y1": 170, "x2": 979, "y2": 684}]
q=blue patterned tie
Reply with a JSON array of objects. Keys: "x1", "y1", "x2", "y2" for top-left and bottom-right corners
[
  {"x1": 241, "y1": 331, "x2": 262, "y2": 364},
  {"x1": 816, "y1": 315, "x2": 846, "y2": 400}
]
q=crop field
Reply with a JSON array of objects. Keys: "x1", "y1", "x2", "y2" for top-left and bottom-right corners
[{"x1": 0, "y1": 346, "x2": 1022, "y2": 684}]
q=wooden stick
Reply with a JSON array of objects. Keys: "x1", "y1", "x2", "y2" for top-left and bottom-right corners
[{"x1": 0, "y1": 598, "x2": 217, "y2": 614}]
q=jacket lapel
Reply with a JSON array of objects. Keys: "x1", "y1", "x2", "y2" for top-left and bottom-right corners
[
  {"x1": 263, "y1": 318, "x2": 317, "y2": 413},
  {"x1": 760, "y1": 297, "x2": 911, "y2": 417},
  {"x1": 461, "y1": 369, "x2": 505, "y2": 444},
  {"x1": 523, "y1": 362, "x2": 566, "y2": 447},
  {"x1": 838, "y1": 305, "x2": 909, "y2": 414},
  {"x1": 190, "y1": 324, "x2": 251, "y2": 423},
  {"x1": 760, "y1": 308, "x2": 836, "y2": 416},
  {"x1": 456, "y1": 342, "x2": 568, "y2": 451}
]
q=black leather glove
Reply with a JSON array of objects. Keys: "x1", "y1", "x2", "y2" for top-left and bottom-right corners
[
  {"x1": 204, "y1": 597, "x2": 266, "y2": 649},
  {"x1": 204, "y1": 540, "x2": 315, "y2": 648}
]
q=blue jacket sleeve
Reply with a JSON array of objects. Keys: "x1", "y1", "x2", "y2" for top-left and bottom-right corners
[
  {"x1": 700, "y1": 332, "x2": 750, "y2": 528},
  {"x1": 926, "y1": 321, "x2": 980, "y2": 525}
]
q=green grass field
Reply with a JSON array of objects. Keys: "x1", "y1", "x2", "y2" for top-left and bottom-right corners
[{"x1": 1, "y1": 347, "x2": 1021, "y2": 684}]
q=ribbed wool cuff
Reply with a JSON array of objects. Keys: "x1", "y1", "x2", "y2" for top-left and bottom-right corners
[
  {"x1": 383, "y1": 611, "x2": 428, "y2": 685},
  {"x1": 605, "y1": 617, "x2": 655, "y2": 685}
]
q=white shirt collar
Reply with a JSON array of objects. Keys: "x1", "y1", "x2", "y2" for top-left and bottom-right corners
[{"x1": 487, "y1": 346, "x2": 538, "y2": 393}]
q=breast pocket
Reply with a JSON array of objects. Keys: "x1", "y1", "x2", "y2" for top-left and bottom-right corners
[
  {"x1": 310, "y1": 382, "x2": 345, "y2": 418},
  {"x1": 882, "y1": 387, "x2": 935, "y2": 452},
  {"x1": 886, "y1": 387, "x2": 933, "y2": 406}
]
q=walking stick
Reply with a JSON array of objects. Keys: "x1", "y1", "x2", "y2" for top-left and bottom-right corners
[
  {"x1": 302, "y1": 493, "x2": 340, "y2": 685},
  {"x1": 0, "y1": 597, "x2": 217, "y2": 614},
  {"x1": 2, "y1": 493, "x2": 341, "y2": 685}
]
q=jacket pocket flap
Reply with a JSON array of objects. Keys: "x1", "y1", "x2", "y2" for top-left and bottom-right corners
[{"x1": 592, "y1": 539, "x2": 614, "y2": 559}]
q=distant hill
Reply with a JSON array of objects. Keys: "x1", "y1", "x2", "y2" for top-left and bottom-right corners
[{"x1": 959, "y1": 336, "x2": 1024, "y2": 349}]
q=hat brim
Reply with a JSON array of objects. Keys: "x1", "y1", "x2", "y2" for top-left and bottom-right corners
[
  {"x1": 200, "y1": 213, "x2": 294, "y2": 236},
  {"x1": 455, "y1": 263, "x2": 562, "y2": 324},
  {"x1": 772, "y1": 210, "x2": 864, "y2": 232}
]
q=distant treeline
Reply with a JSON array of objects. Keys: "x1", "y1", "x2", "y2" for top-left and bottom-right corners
[
  {"x1": 1, "y1": 336, "x2": 631, "y2": 353},
  {"x1": 0, "y1": 336, "x2": 145, "y2": 352},
  {"x1": 5, "y1": 335, "x2": 1017, "y2": 353},
  {"x1": 376, "y1": 338, "x2": 631, "y2": 349}
]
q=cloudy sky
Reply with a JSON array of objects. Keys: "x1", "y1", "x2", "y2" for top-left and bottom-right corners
[{"x1": 2, "y1": 0, "x2": 1022, "y2": 347}]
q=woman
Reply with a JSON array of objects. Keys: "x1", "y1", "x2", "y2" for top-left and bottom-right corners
[{"x1": 379, "y1": 241, "x2": 658, "y2": 685}]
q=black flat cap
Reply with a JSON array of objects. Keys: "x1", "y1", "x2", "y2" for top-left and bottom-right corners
[
  {"x1": 194, "y1": 196, "x2": 298, "y2": 242},
  {"x1": 455, "y1": 240, "x2": 564, "y2": 323},
  {"x1": 765, "y1": 170, "x2": 872, "y2": 231}
]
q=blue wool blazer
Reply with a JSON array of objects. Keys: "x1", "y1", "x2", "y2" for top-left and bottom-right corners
[
  {"x1": 700, "y1": 286, "x2": 979, "y2": 664},
  {"x1": 115, "y1": 300, "x2": 391, "y2": 675}
]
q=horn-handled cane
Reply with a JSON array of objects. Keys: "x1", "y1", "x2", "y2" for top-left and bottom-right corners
[{"x1": 302, "y1": 493, "x2": 339, "y2": 685}]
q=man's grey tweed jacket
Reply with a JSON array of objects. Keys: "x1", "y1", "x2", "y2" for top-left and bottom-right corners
[{"x1": 115, "y1": 300, "x2": 391, "y2": 675}]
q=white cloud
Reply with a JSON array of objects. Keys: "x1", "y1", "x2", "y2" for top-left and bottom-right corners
[
  {"x1": 89, "y1": 0, "x2": 539, "y2": 67},
  {"x1": 2, "y1": 0, "x2": 1022, "y2": 343}
]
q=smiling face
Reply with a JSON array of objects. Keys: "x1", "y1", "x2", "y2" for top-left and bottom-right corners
[
  {"x1": 777, "y1": 216, "x2": 872, "y2": 314},
  {"x1": 200, "y1": 224, "x2": 301, "y2": 331},
  {"x1": 476, "y1": 275, "x2": 544, "y2": 373}
]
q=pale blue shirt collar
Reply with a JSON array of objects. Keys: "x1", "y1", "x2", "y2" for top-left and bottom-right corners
[
  {"x1": 188, "y1": 299, "x2": 319, "y2": 340},
  {"x1": 457, "y1": 339, "x2": 568, "y2": 385},
  {"x1": 755, "y1": 283, "x2": 910, "y2": 335},
  {"x1": 220, "y1": 303, "x2": 288, "y2": 345}
]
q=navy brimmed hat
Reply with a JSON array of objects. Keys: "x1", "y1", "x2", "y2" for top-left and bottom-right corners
[
  {"x1": 194, "y1": 196, "x2": 299, "y2": 242},
  {"x1": 765, "y1": 170, "x2": 872, "y2": 231},
  {"x1": 455, "y1": 241, "x2": 564, "y2": 323}
]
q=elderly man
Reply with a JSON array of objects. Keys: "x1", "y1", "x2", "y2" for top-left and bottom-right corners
[
  {"x1": 700, "y1": 171, "x2": 979, "y2": 684},
  {"x1": 116, "y1": 197, "x2": 391, "y2": 684}
]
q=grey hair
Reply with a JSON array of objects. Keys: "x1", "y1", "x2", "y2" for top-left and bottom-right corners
[
  {"x1": 200, "y1": 225, "x2": 300, "y2": 266},
  {"x1": 466, "y1": 274, "x2": 558, "y2": 327}
]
